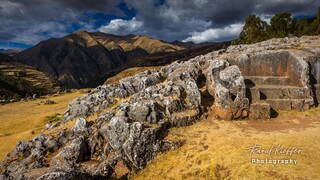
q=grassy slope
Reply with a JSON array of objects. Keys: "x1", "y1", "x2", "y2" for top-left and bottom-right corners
[
  {"x1": 134, "y1": 108, "x2": 320, "y2": 179},
  {"x1": 0, "y1": 61, "x2": 61, "y2": 100},
  {"x1": 0, "y1": 90, "x2": 86, "y2": 159}
]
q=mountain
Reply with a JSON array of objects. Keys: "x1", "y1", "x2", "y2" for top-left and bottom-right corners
[
  {"x1": 15, "y1": 31, "x2": 184, "y2": 88},
  {"x1": 0, "y1": 48, "x2": 22, "y2": 56},
  {"x1": 0, "y1": 53, "x2": 61, "y2": 101},
  {"x1": 171, "y1": 40, "x2": 217, "y2": 49}
]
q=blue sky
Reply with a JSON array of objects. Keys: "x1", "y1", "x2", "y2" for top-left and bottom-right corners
[{"x1": 0, "y1": 0, "x2": 319, "y2": 49}]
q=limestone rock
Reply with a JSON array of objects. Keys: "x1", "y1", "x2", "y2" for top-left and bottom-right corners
[
  {"x1": 105, "y1": 116, "x2": 130, "y2": 151},
  {"x1": 205, "y1": 60, "x2": 249, "y2": 120},
  {"x1": 71, "y1": 118, "x2": 88, "y2": 132},
  {"x1": 51, "y1": 136, "x2": 89, "y2": 165}
]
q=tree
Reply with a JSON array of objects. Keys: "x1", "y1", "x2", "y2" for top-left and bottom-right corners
[
  {"x1": 233, "y1": 8, "x2": 320, "y2": 45},
  {"x1": 269, "y1": 12, "x2": 294, "y2": 38},
  {"x1": 236, "y1": 15, "x2": 269, "y2": 44}
]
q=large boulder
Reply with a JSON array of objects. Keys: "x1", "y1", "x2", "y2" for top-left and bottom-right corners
[
  {"x1": 205, "y1": 59, "x2": 249, "y2": 120},
  {"x1": 51, "y1": 136, "x2": 89, "y2": 165}
]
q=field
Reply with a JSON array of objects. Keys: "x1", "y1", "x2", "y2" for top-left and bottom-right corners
[
  {"x1": 0, "y1": 90, "x2": 86, "y2": 159},
  {"x1": 134, "y1": 108, "x2": 320, "y2": 179}
]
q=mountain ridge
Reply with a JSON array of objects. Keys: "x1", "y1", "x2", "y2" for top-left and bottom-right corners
[{"x1": 15, "y1": 31, "x2": 185, "y2": 88}]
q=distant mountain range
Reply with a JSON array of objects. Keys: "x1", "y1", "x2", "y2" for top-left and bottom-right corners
[
  {"x1": 0, "y1": 48, "x2": 22, "y2": 55},
  {"x1": 14, "y1": 30, "x2": 229, "y2": 89},
  {"x1": 171, "y1": 40, "x2": 217, "y2": 49},
  {"x1": 15, "y1": 31, "x2": 185, "y2": 88}
]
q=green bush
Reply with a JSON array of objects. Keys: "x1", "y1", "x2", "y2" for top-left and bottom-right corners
[{"x1": 44, "y1": 113, "x2": 63, "y2": 124}]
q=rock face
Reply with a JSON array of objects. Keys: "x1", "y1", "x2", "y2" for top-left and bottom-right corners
[
  {"x1": 2, "y1": 36, "x2": 320, "y2": 179},
  {"x1": 205, "y1": 60, "x2": 249, "y2": 120}
]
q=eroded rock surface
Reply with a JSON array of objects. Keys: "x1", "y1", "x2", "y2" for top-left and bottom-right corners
[{"x1": 2, "y1": 36, "x2": 320, "y2": 179}]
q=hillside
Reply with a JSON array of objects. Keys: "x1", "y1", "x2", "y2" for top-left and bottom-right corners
[
  {"x1": 69, "y1": 31, "x2": 184, "y2": 54},
  {"x1": 0, "y1": 53, "x2": 61, "y2": 101},
  {"x1": 15, "y1": 31, "x2": 185, "y2": 89}
]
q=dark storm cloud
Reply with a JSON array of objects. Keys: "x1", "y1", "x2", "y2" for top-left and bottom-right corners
[
  {"x1": 1, "y1": 0, "x2": 320, "y2": 46},
  {"x1": 0, "y1": 0, "x2": 120, "y2": 45},
  {"x1": 115, "y1": 0, "x2": 320, "y2": 42}
]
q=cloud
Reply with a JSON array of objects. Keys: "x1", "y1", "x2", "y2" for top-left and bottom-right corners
[
  {"x1": 183, "y1": 23, "x2": 244, "y2": 43},
  {"x1": 1, "y1": 0, "x2": 320, "y2": 45},
  {"x1": 0, "y1": 0, "x2": 121, "y2": 45},
  {"x1": 99, "y1": 17, "x2": 145, "y2": 35},
  {"x1": 122, "y1": 0, "x2": 320, "y2": 42}
]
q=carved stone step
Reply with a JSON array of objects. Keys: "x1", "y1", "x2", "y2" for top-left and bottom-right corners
[
  {"x1": 249, "y1": 103, "x2": 271, "y2": 120},
  {"x1": 265, "y1": 98, "x2": 314, "y2": 111},
  {"x1": 246, "y1": 85, "x2": 311, "y2": 102},
  {"x1": 244, "y1": 76, "x2": 291, "y2": 86}
]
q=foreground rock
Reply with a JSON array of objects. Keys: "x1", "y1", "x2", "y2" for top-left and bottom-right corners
[{"x1": 2, "y1": 36, "x2": 320, "y2": 179}]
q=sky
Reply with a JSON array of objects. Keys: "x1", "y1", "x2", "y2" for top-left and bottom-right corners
[{"x1": 0, "y1": 0, "x2": 319, "y2": 49}]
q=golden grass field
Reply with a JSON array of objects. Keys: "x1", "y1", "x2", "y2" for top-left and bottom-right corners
[
  {"x1": 134, "y1": 108, "x2": 320, "y2": 180},
  {"x1": 0, "y1": 90, "x2": 86, "y2": 159}
]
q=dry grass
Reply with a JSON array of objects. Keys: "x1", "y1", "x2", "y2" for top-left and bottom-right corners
[
  {"x1": 134, "y1": 107, "x2": 320, "y2": 180},
  {"x1": 0, "y1": 90, "x2": 86, "y2": 160},
  {"x1": 68, "y1": 31, "x2": 184, "y2": 54},
  {"x1": 104, "y1": 66, "x2": 163, "y2": 85}
]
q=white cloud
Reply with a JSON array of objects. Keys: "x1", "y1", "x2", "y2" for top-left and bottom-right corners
[
  {"x1": 259, "y1": 14, "x2": 273, "y2": 24},
  {"x1": 183, "y1": 23, "x2": 244, "y2": 43},
  {"x1": 0, "y1": 0, "x2": 22, "y2": 14},
  {"x1": 9, "y1": 21, "x2": 68, "y2": 45},
  {"x1": 98, "y1": 17, "x2": 145, "y2": 35}
]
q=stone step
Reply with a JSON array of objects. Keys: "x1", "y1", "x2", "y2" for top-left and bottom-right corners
[
  {"x1": 249, "y1": 103, "x2": 271, "y2": 120},
  {"x1": 263, "y1": 98, "x2": 313, "y2": 111},
  {"x1": 246, "y1": 85, "x2": 311, "y2": 102},
  {"x1": 244, "y1": 76, "x2": 290, "y2": 86}
]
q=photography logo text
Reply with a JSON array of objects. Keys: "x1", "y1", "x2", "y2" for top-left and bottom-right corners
[{"x1": 247, "y1": 144, "x2": 303, "y2": 165}]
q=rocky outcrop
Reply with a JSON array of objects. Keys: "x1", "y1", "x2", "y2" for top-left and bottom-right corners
[
  {"x1": 2, "y1": 36, "x2": 320, "y2": 179},
  {"x1": 205, "y1": 60, "x2": 249, "y2": 120}
]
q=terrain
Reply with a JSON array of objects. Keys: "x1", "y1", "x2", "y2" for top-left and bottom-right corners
[
  {"x1": 15, "y1": 31, "x2": 185, "y2": 89},
  {"x1": 0, "y1": 53, "x2": 61, "y2": 101},
  {"x1": 1, "y1": 36, "x2": 320, "y2": 179}
]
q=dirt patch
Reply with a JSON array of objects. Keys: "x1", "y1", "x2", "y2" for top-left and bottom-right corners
[{"x1": 240, "y1": 113, "x2": 319, "y2": 132}]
